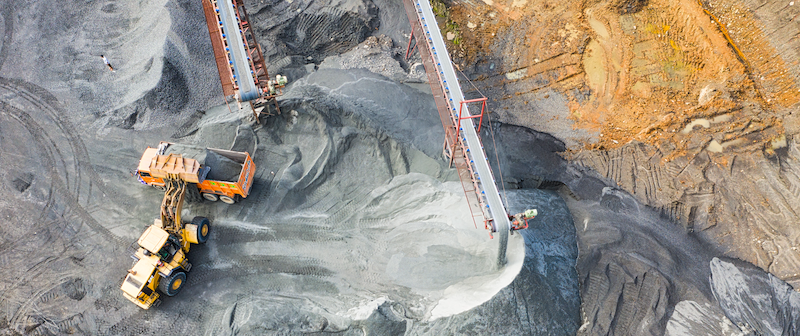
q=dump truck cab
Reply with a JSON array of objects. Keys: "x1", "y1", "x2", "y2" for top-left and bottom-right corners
[{"x1": 136, "y1": 147, "x2": 167, "y2": 189}]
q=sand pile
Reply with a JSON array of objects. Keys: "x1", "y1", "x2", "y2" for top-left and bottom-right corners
[{"x1": 123, "y1": 67, "x2": 532, "y2": 333}]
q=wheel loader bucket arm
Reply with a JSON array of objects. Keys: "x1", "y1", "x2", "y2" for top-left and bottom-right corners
[{"x1": 160, "y1": 179, "x2": 187, "y2": 232}]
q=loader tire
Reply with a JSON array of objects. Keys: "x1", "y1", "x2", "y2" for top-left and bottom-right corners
[
  {"x1": 158, "y1": 271, "x2": 186, "y2": 297},
  {"x1": 191, "y1": 216, "x2": 210, "y2": 244}
]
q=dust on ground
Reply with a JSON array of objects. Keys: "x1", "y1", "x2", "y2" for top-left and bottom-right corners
[{"x1": 440, "y1": 0, "x2": 799, "y2": 158}]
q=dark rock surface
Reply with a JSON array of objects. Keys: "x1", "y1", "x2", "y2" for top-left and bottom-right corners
[
  {"x1": 710, "y1": 257, "x2": 800, "y2": 335},
  {"x1": 245, "y1": 0, "x2": 380, "y2": 80},
  {"x1": 485, "y1": 122, "x2": 800, "y2": 335},
  {"x1": 404, "y1": 189, "x2": 581, "y2": 335}
]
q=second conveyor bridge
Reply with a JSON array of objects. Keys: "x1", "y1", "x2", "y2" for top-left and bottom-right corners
[{"x1": 403, "y1": 0, "x2": 516, "y2": 265}]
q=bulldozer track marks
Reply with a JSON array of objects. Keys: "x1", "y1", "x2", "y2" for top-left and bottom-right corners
[
  {"x1": 575, "y1": 138, "x2": 800, "y2": 286},
  {"x1": 612, "y1": 280, "x2": 640, "y2": 334},
  {"x1": 288, "y1": 6, "x2": 369, "y2": 56},
  {"x1": 6, "y1": 274, "x2": 89, "y2": 335},
  {"x1": 467, "y1": 52, "x2": 584, "y2": 100},
  {"x1": 185, "y1": 256, "x2": 333, "y2": 288},
  {"x1": 575, "y1": 144, "x2": 678, "y2": 207}
]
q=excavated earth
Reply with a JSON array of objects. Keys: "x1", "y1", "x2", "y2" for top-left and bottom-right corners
[
  {"x1": 0, "y1": 0, "x2": 799, "y2": 335},
  {"x1": 446, "y1": 0, "x2": 800, "y2": 286}
]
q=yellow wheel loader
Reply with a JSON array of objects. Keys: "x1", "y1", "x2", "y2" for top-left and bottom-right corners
[
  {"x1": 121, "y1": 170, "x2": 211, "y2": 309},
  {"x1": 122, "y1": 143, "x2": 256, "y2": 309}
]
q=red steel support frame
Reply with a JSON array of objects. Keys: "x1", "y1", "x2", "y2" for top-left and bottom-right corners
[
  {"x1": 202, "y1": 0, "x2": 235, "y2": 96},
  {"x1": 232, "y1": 0, "x2": 282, "y2": 120},
  {"x1": 405, "y1": 33, "x2": 418, "y2": 60},
  {"x1": 457, "y1": 98, "x2": 486, "y2": 133},
  {"x1": 202, "y1": 0, "x2": 284, "y2": 121},
  {"x1": 403, "y1": 0, "x2": 491, "y2": 233},
  {"x1": 234, "y1": 0, "x2": 269, "y2": 90}
]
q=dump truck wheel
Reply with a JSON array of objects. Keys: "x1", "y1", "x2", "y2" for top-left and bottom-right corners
[
  {"x1": 158, "y1": 271, "x2": 186, "y2": 297},
  {"x1": 202, "y1": 193, "x2": 218, "y2": 202},
  {"x1": 192, "y1": 216, "x2": 210, "y2": 244},
  {"x1": 219, "y1": 195, "x2": 235, "y2": 204},
  {"x1": 153, "y1": 185, "x2": 166, "y2": 191}
]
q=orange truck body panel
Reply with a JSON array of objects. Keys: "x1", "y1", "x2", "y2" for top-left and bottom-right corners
[{"x1": 137, "y1": 142, "x2": 256, "y2": 199}]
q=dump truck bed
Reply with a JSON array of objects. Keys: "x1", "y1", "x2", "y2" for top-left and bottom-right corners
[
  {"x1": 136, "y1": 142, "x2": 256, "y2": 200},
  {"x1": 163, "y1": 144, "x2": 246, "y2": 182}
]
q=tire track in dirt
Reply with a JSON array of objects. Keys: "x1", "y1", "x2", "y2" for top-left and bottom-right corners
[
  {"x1": 0, "y1": 246, "x2": 92, "y2": 335},
  {"x1": 0, "y1": 78, "x2": 117, "y2": 205},
  {"x1": 0, "y1": 0, "x2": 12, "y2": 70},
  {"x1": 0, "y1": 80, "x2": 82, "y2": 193},
  {"x1": 105, "y1": 310, "x2": 149, "y2": 336},
  {"x1": 1, "y1": 79, "x2": 87, "y2": 198},
  {"x1": 184, "y1": 256, "x2": 333, "y2": 288},
  {"x1": 0, "y1": 77, "x2": 121, "y2": 239},
  {"x1": 0, "y1": 98, "x2": 123, "y2": 245},
  {"x1": 8, "y1": 275, "x2": 86, "y2": 334},
  {"x1": 105, "y1": 295, "x2": 208, "y2": 336}
]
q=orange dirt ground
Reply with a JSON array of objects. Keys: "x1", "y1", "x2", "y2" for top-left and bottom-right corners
[{"x1": 441, "y1": 0, "x2": 800, "y2": 159}]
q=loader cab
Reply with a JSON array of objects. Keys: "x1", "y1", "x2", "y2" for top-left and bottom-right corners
[
  {"x1": 138, "y1": 225, "x2": 178, "y2": 261},
  {"x1": 137, "y1": 224, "x2": 189, "y2": 271},
  {"x1": 156, "y1": 235, "x2": 181, "y2": 263}
]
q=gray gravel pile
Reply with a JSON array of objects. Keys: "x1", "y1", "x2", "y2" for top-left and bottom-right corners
[{"x1": 1, "y1": 0, "x2": 799, "y2": 335}]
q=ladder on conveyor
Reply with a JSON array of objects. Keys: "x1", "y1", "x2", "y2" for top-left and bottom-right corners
[{"x1": 402, "y1": 0, "x2": 514, "y2": 265}]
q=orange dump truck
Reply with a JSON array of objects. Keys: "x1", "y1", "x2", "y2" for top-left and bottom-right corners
[{"x1": 135, "y1": 142, "x2": 255, "y2": 204}]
